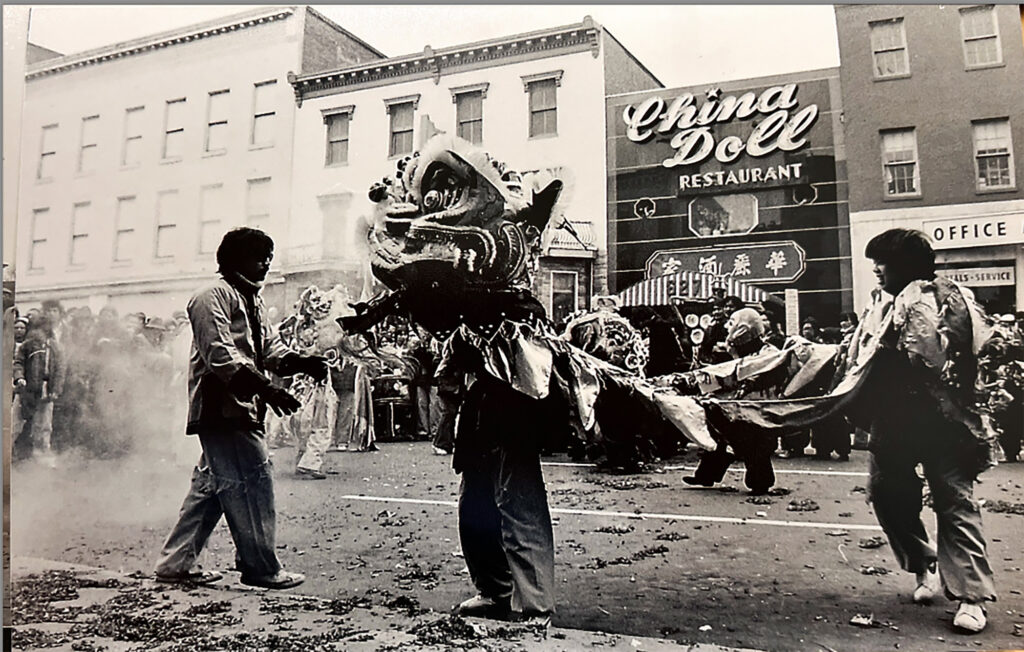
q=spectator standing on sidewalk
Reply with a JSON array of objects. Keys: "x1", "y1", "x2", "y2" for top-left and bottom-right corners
[
  {"x1": 13, "y1": 313, "x2": 64, "y2": 466},
  {"x1": 154, "y1": 227, "x2": 327, "y2": 590}
]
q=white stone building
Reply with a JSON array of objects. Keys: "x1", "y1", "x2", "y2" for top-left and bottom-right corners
[
  {"x1": 14, "y1": 6, "x2": 383, "y2": 316},
  {"x1": 287, "y1": 17, "x2": 661, "y2": 322}
]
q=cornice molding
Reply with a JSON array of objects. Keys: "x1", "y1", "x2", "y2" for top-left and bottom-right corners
[
  {"x1": 520, "y1": 69, "x2": 564, "y2": 92},
  {"x1": 383, "y1": 94, "x2": 421, "y2": 112},
  {"x1": 449, "y1": 82, "x2": 490, "y2": 103},
  {"x1": 289, "y1": 20, "x2": 600, "y2": 104},
  {"x1": 320, "y1": 104, "x2": 355, "y2": 122},
  {"x1": 26, "y1": 7, "x2": 294, "y2": 81}
]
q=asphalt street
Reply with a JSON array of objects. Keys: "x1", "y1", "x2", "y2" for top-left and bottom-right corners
[{"x1": 9, "y1": 439, "x2": 1024, "y2": 651}]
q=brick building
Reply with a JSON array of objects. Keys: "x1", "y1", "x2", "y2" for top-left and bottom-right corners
[{"x1": 835, "y1": 4, "x2": 1024, "y2": 314}]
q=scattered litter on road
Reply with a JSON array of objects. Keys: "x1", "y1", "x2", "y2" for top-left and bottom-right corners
[
  {"x1": 826, "y1": 530, "x2": 848, "y2": 537},
  {"x1": 860, "y1": 565, "x2": 889, "y2": 576},
  {"x1": 859, "y1": 536, "x2": 887, "y2": 549},
  {"x1": 849, "y1": 613, "x2": 879, "y2": 628},
  {"x1": 788, "y1": 499, "x2": 820, "y2": 512},
  {"x1": 985, "y1": 500, "x2": 1024, "y2": 515},
  {"x1": 699, "y1": 624, "x2": 713, "y2": 632},
  {"x1": 595, "y1": 524, "x2": 635, "y2": 535}
]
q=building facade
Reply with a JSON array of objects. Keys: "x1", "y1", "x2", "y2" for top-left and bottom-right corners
[
  {"x1": 836, "y1": 4, "x2": 1024, "y2": 314},
  {"x1": 15, "y1": 6, "x2": 383, "y2": 315},
  {"x1": 606, "y1": 68, "x2": 851, "y2": 327},
  {"x1": 287, "y1": 17, "x2": 661, "y2": 324}
]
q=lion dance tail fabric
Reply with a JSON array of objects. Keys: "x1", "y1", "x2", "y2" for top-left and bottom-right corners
[{"x1": 331, "y1": 134, "x2": 999, "y2": 471}]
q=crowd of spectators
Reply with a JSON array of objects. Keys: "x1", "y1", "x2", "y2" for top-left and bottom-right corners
[{"x1": 11, "y1": 299, "x2": 190, "y2": 465}]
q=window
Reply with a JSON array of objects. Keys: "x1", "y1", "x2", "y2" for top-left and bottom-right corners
[
  {"x1": 155, "y1": 190, "x2": 180, "y2": 258},
  {"x1": 206, "y1": 90, "x2": 230, "y2": 153},
  {"x1": 69, "y1": 202, "x2": 91, "y2": 266},
  {"x1": 37, "y1": 124, "x2": 58, "y2": 180},
  {"x1": 523, "y1": 72, "x2": 562, "y2": 138},
  {"x1": 198, "y1": 184, "x2": 224, "y2": 255},
  {"x1": 973, "y1": 119, "x2": 1014, "y2": 190},
  {"x1": 114, "y1": 196, "x2": 137, "y2": 262},
  {"x1": 163, "y1": 98, "x2": 186, "y2": 159},
  {"x1": 323, "y1": 107, "x2": 353, "y2": 166},
  {"x1": 29, "y1": 208, "x2": 49, "y2": 270},
  {"x1": 550, "y1": 271, "x2": 578, "y2": 325},
  {"x1": 869, "y1": 18, "x2": 909, "y2": 78},
  {"x1": 246, "y1": 177, "x2": 272, "y2": 230},
  {"x1": 78, "y1": 115, "x2": 99, "y2": 173},
  {"x1": 455, "y1": 91, "x2": 484, "y2": 144},
  {"x1": 122, "y1": 106, "x2": 144, "y2": 167},
  {"x1": 251, "y1": 80, "x2": 276, "y2": 147},
  {"x1": 881, "y1": 129, "x2": 920, "y2": 197},
  {"x1": 960, "y1": 6, "x2": 1002, "y2": 68},
  {"x1": 387, "y1": 101, "x2": 415, "y2": 158}
]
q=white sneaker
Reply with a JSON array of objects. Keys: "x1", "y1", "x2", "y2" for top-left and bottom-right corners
[
  {"x1": 913, "y1": 566, "x2": 940, "y2": 604},
  {"x1": 953, "y1": 602, "x2": 986, "y2": 632}
]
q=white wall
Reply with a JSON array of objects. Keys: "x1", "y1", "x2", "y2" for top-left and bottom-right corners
[
  {"x1": 289, "y1": 47, "x2": 609, "y2": 287},
  {"x1": 16, "y1": 14, "x2": 303, "y2": 309}
]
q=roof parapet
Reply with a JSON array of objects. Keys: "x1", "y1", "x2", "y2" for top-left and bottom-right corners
[
  {"x1": 27, "y1": 6, "x2": 296, "y2": 80},
  {"x1": 288, "y1": 18, "x2": 601, "y2": 104}
]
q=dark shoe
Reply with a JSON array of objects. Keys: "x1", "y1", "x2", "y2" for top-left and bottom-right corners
[
  {"x1": 155, "y1": 569, "x2": 223, "y2": 585},
  {"x1": 453, "y1": 594, "x2": 511, "y2": 619},
  {"x1": 241, "y1": 570, "x2": 305, "y2": 589},
  {"x1": 683, "y1": 476, "x2": 715, "y2": 487},
  {"x1": 778, "y1": 450, "x2": 805, "y2": 459},
  {"x1": 812, "y1": 452, "x2": 832, "y2": 460},
  {"x1": 296, "y1": 467, "x2": 327, "y2": 480},
  {"x1": 836, "y1": 453, "x2": 850, "y2": 462}
]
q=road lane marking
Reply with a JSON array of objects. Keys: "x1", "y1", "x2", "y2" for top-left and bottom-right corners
[
  {"x1": 340, "y1": 494, "x2": 883, "y2": 532},
  {"x1": 542, "y1": 462, "x2": 870, "y2": 478},
  {"x1": 661, "y1": 465, "x2": 869, "y2": 477}
]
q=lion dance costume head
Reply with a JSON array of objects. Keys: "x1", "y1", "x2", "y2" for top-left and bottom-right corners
[{"x1": 343, "y1": 135, "x2": 565, "y2": 336}]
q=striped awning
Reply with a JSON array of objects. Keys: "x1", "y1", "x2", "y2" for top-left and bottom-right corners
[{"x1": 617, "y1": 271, "x2": 771, "y2": 307}]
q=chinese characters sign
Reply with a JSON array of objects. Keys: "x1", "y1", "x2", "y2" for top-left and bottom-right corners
[{"x1": 646, "y1": 241, "x2": 806, "y2": 284}]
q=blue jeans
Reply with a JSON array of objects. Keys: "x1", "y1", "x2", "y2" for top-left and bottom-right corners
[{"x1": 155, "y1": 427, "x2": 282, "y2": 579}]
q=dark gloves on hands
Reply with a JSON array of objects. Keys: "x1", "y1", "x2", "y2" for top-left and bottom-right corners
[
  {"x1": 297, "y1": 355, "x2": 329, "y2": 382},
  {"x1": 259, "y1": 385, "x2": 302, "y2": 417},
  {"x1": 278, "y1": 353, "x2": 329, "y2": 381}
]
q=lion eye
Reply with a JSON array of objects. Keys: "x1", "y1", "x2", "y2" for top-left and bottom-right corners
[{"x1": 424, "y1": 190, "x2": 442, "y2": 210}]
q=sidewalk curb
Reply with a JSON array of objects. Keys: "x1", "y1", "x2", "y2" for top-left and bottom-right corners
[{"x1": 10, "y1": 557, "x2": 763, "y2": 651}]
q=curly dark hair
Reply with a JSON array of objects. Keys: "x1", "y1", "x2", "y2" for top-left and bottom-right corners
[
  {"x1": 864, "y1": 229, "x2": 935, "y2": 283},
  {"x1": 216, "y1": 227, "x2": 274, "y2": 275}
]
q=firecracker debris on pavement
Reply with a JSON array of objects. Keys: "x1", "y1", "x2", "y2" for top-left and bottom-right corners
[{"x1": 10, "y1": 557, "x2": 762, "y2": 652}]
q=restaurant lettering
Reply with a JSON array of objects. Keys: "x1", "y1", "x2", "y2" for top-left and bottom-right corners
[
  {"x1": 680, "y1": 163, "x2": 804, "y2": 190},
  {"x1": 622, "y1": 84, "x2": 819, "y2": 169}
]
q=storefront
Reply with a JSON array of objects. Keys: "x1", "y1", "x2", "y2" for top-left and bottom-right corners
[
  {"x1": 848, "y1": 201, "x2": 1024, "y2": 316},
  {"x1": 605, "y1": 68, "x2": 852, "y2": 328}
]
